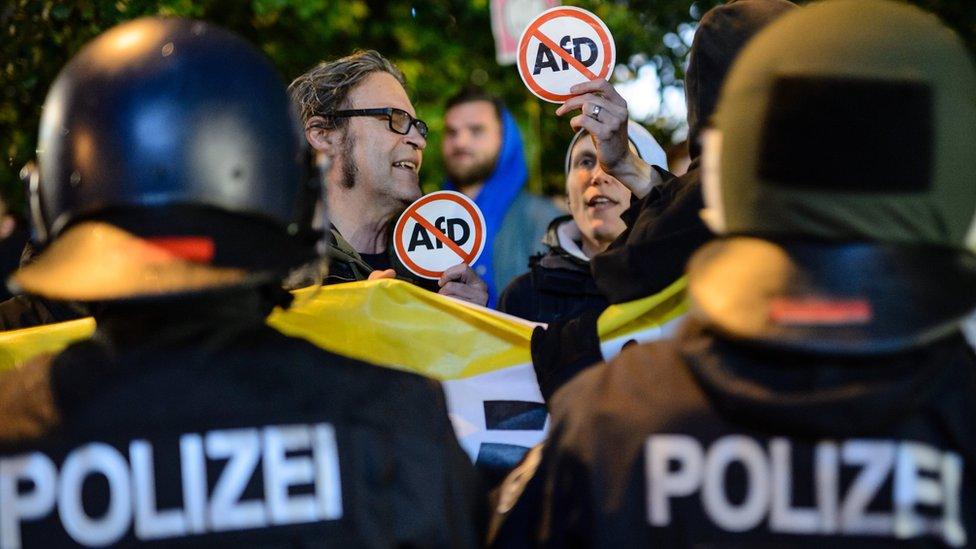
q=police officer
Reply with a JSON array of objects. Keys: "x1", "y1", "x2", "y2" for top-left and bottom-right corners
[
  {"x1": 490, "y1": 0, "x2": 976, "y2": 545},
  {"x1": 0, "y1": 18, "x2": 481, "y2": 547}
]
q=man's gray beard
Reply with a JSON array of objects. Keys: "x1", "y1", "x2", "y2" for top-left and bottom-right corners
[
  {"x1": 445, "y1": 152, "x2": 498, "y2": 189},
  {"x1": 338, "y1": 130, "x2": 413, "y2": 250},
  {"x1": 340, "y1": 131, "x2": 358, "y2": 189}
]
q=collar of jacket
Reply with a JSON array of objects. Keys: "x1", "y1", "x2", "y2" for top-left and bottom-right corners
[
  {"x1": 687, "y1": 236, "x2": 976, "y2": 354},
  {"x1": 530, "y1": 216, "x2": 602, "y2": 296},
  {"x1": 324, "y1": 227, "x2": 440, "y2": 292},
  {"x1": 324, "y1": 227, "x2": 375, "y2": 283},
  {"x1": 539, "y1": 216, "x2": 589, "y2": 269},
  {"x1": 679, "y1": 315, "x2": 975, "y2": 440},
  {"x1": 92, "y1": 281, "x2": 288, "y2": 351}
]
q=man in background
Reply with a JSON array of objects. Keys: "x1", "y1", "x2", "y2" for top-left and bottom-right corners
[{"x1": 442, "y1": 87, "x2": 562, "y2": 307}]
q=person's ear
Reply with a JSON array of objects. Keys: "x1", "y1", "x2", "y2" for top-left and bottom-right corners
[{"x1": 305, "y1": 116, "x2": 338, "y2": 155}]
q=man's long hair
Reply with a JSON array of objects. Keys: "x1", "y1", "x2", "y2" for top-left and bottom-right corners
[{"x1": 288, "y1": 50, "x2": 405, "y2": 130}]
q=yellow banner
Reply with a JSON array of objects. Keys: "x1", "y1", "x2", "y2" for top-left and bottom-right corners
[
  {"x1": 0, "y1": 278, "x2": 686, "y2": 379},
  {"x1": 0, "y1": 318, "x2": 95, "y2": 371},
  {"x1": 269, "y1": 280, "x2": 535, "y2": 379},
  {"x1": 597, "y1": 276, "x2": 687, "y2": 340}
]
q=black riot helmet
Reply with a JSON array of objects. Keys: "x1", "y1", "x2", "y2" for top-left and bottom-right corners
[{"x1": 13, "y1": 17, "x2": 318, "y2": 301}]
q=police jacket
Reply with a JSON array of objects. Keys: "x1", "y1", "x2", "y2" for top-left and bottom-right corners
[
  {"x1": 492, "y1": 239, "x2": 976, "y2": 547},
  {"x1": 0, "y1": 285, "x2": 482, "y2": 548},
  {"x1": 498, "y1": 216, "x2": 608, "y2": 324}
]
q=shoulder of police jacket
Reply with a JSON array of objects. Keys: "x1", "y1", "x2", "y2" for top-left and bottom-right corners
[
  {"x1": 550, "y1": 339, "x2": 688, "y2": 431},
  {"x1": 0, "y1": 353, "x2": 61, "y2": 443},
  {"x1": 291, "y1": 340, "x2": 449, "y2": 416},
  {"x1": 280, "y1": 335, "x2": 442, "y2": 389}
]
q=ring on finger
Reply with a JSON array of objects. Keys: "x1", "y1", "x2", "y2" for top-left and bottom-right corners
[{"x1": 587, "y1": 104, "x2": 602, "y2": 122}]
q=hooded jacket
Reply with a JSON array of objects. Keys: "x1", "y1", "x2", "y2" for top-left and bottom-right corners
[
  {"x1": 498, "y1": 120, "x2": 667, "y2": 324},
  {"x1": 444, "y1": 109, "x2": 562, "y2": 307},
  {"x1": 498, "y1": 216, "x2": 607, "y2": 324}
]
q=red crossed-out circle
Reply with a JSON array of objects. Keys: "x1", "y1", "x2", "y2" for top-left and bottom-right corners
[
  {"x1": 517, "y1": 7, "x2": 615, "y2": 103},
  {"x1": 393, "y1": 191, "x2": 485, "y2": 279}
]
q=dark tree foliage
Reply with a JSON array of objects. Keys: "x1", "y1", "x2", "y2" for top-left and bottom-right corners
[{"x1": 1, "y1": 0, "x2": 973, "y2": 213}]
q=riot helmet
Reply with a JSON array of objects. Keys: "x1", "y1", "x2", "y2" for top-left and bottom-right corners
[
  {"x1": 690, "y1": 0, "x2": 976, "y2": 352},
  {"x1": 700, "y1": 0, "x2": 976, "y2": 247},
  {"x1": 13, "y1": 17, "x2": 316, "y2": 301}
]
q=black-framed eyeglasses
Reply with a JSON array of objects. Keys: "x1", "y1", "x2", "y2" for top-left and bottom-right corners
[{"x1": 327, "y1": 107, "x2": 428, "y2": 139}]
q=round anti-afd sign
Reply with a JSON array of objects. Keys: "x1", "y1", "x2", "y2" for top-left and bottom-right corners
[
  {"x1": 393, "y1": 191, "x2": 487, "y2": 280},
  {"x1": 517, "y1": 6, "x2": 616, "y2": 103}
]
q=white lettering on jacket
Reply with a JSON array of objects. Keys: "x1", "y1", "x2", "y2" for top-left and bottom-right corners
[
  {"x1": 645, "y1": 435, "x2": 965, "y2": 546},
  {"x1": 0, "y1": 423, "x2": 342, "y2": 548}
]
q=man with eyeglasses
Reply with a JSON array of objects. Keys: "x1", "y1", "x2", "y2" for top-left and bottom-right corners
[{"x1": 289, "y1": 50, "x2": 489, "y2": 306}]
